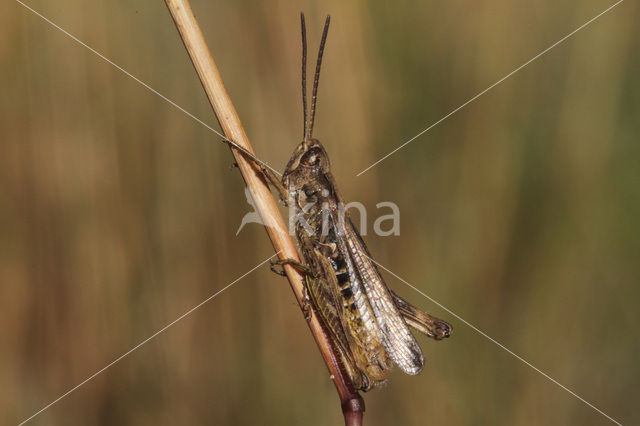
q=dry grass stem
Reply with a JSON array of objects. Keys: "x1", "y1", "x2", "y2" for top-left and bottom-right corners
[{"x1": 164, "y1": 1, "x2": 364, "y2": 424}]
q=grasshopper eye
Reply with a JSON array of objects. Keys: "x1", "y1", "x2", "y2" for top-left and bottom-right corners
[{"x1": 301, "y1": 148, "x2": 322, "y2": 166}]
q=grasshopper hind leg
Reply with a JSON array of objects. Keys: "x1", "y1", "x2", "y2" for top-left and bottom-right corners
[{"x1": 390, "y1": 290, "x2": 452, "y2": 340}]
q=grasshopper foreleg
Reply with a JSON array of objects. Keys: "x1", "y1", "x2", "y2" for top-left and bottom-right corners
[{"x1": 221, "y1": 138, "x2": 290, "y2": 205}]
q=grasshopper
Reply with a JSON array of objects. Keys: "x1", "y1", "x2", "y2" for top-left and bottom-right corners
[{"x1": 229, "y1": 14, "x2": 451, "y2": 391}]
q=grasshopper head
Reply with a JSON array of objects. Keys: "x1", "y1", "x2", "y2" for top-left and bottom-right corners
[
  {"x1": 285, "y1": 14, "x2": 332, "y2": 192},
  {"x1": 283, "y1": 138, "x2": 331, "y2": 190}
]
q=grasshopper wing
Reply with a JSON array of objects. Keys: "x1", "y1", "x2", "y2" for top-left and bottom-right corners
[{"x1": 338, "y1": 217, "x2": 425, "y2": 375}]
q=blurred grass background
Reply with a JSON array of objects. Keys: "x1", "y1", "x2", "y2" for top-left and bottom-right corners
[{"x1": 1, "y1": 0, "x2": 638, "y2": 424}]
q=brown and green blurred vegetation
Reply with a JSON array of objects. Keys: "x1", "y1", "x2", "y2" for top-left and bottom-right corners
[{"x1": 1, "y1": 1, "x2": 638, "y2": 425}]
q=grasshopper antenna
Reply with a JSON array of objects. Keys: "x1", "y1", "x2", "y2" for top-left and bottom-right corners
[
  {"x1": 301, "y1": 13, "x2": 308, "y2": 141},
  {"x1": 304, "y1": 14, "x2": 330, "y2": 142}
]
